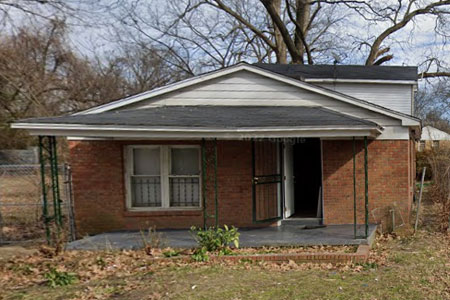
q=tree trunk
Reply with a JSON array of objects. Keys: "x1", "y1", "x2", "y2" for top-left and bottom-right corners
[
  {"x1": 293, "y1": 0, "x2": 310, "y2": 64},
  {"x1": 272, "y1": 0, "x2": 287, "y2": 64}
]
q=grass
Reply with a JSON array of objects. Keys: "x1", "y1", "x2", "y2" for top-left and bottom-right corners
[{"x1": 1, "y1": 230, "x2": 449, "y2": 300}]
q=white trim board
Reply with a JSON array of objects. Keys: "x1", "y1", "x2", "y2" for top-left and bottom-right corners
[
  {"x1": 12, "y1": 123, "x2": 382, "y2": 139},
  {"x1": 305, "y1": 78, "x2": 417, "y2": 85},
  {"x1": 74, "y1": 63, "x2": 419, "y2": 127}
]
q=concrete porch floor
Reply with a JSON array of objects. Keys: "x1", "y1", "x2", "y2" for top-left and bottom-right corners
[{"x1": 67, "y1": 224, "x2": 377, "y2": 250}]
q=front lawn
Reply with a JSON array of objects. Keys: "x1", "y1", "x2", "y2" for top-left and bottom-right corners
[{"x1": 1, "y1": 230, "x2": 449, "y2": 300}]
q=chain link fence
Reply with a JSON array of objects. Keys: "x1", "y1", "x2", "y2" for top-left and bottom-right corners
[{"x1": 0, "y1": 164, "x2": 75, "y2": 244}]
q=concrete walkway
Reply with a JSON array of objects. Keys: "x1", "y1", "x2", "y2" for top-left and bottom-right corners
[{"x1": 67, "y1": 224, "x2": 377, "y2": 250}]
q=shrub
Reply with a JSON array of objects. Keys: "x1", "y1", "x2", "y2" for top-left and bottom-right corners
[
  {"x1": 140, "y1": 226, "x2": 165, "y2": 255},
  {"x1": 416, "y1": 149, "x2": 433, "y2": 180},
  {"x1": 190, "y1": 225, "x2": 240, "y2": 256},
  {"x1": 44, "y1": 267, "x2": 77, "y2": 288},
  {"x1": 162, "y1": 249, "x2": 180, "y2": 257},
  {"x1": 191, "y1": 247, "x2": 209, "y2": 262},
  {"x1": 427, "y1": 146, "x2": 450, "y2": 232}
]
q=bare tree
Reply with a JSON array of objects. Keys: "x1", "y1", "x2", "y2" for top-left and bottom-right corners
[
  {"x1": 109, "y1": 0, "x2": 450, "y2": 81},
  {"x1": 333, "y1": 1, "x2": 450, "y2": 68},
  {"x1": 112, "y1": 0, "x2": 346, "y2": 71},
  {"x1": 0, "y1": 20, "x2": 177, "y2": 147},
  {"x1": 415, "y1": 80, "x2": 450, "y2": 119}
]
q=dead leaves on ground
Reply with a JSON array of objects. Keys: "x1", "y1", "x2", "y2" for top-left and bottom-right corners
[{"x1": 1, "y1": 231, "x2": 450, "y2": 299}]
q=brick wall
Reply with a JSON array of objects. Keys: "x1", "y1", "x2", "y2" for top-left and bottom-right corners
[
  {"x1": 322, "y1": 139, "x2": 413, "y2": 225},
  {"x1": 69, "y1": 138, "x2": 414, "y2": 236},
  {"x1": 69, "y1": 140, "x2": 257, "y2": 236}
]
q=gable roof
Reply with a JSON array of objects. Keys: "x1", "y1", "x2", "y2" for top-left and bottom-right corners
[
  {"x1": 253, "y1": 63, "x2": 418, "y2": 82},
  {"x1": 421, "y1": 126, "x2": 450, "y2": 141},
  {"x1": 75, "y1": 63, "x2": 419, "y2": 127}
]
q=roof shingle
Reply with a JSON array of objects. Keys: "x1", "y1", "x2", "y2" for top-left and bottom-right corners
[
  {"x1": 18, "y1": 106, "x2": 379, "y2": 128},
  {"x1": 253, "y1": 63, "x2": 418, "y2": 81}
]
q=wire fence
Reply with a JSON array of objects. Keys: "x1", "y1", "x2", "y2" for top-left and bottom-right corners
[{"x1": 0, "y1": 164, "x2": 75, "y2": 244}]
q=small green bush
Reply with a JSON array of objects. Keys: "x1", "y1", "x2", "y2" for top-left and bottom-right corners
[
  {"x1": 44, "y1": 267, "x2": 77, "y2": 288},
  {"x1": 162, "y1": 249, "x2": 180, "y2": 257},
  {"x1": 191, "y1": 247, "x2": 209, "y2": 262},
  {"x1": 190, "y1": 225, "x2": 240, "y2": 257}
]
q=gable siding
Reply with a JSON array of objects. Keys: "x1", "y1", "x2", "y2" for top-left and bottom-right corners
[
  {"x1": 124, "y1": 70, "x2": 409, "y2": 139},
  {"x1": 316, "y1": 82, "x2": 413, "y2": 115}
]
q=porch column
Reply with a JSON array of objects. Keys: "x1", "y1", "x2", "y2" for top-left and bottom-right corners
[
  {"x1": 353, "y1": 136, "x2": 369, "y2": 239},
  {"x1": 38, "y1": 135, "x2": 63, "y2": 244},
  {"x1": 364, "y1": 136, "x2": 369, "y2": 238},
  {"x1": 201, "y1": 138, "x2": 218, "y2": 228}
]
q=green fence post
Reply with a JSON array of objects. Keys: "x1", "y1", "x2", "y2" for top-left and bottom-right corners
[
  {"x1": 353, "y1": 137, "x2": 357, "y2": 239},
  {"x1": 201, "y1": 139, "x2": 207, "y2": 229},
  {"x1": 38, "y1": 136, "x2": 51, "y2": 244},
  {"x1": 214, "y1": 139, "x2": 218, "y2": 228},
  {"x1": 364, "y1": 136, "x2": 369, "y2": 238},
  {"x1": 51, "y1": 137, "x2": 62, "y2": 227}
]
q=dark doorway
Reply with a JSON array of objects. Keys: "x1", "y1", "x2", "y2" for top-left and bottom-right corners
[{"x1": 292, "y1": 138, "x2": 322, "y2": 218}]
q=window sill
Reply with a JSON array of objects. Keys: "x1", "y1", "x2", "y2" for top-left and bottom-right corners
[{"x1": 123, "y1": 208, "x2": 203, "y2": 217}]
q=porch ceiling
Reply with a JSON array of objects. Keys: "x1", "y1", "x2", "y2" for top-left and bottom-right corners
[{"x1": 12, "y1": 106, "x2": 383, "y2": 139}]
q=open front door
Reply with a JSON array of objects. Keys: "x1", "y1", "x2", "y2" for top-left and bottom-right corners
[
  {"x1": 283, "y1": 143, "x2": 295, "y2": 218},
  {"x1": 252, "y1": 141, "x2": 282, "y2": 223}
]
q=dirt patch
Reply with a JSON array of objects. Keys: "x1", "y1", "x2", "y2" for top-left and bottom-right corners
[{"x1": 0, "y1": 245, "x2": 38, "y2": 261}]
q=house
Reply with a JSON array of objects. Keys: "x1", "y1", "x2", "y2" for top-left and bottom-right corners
[
  {"x1": 417, "y1": 125, "x2": 450, "y2": 151},
  {"x1": 12, "y1": 63, "x2": 420, "y2": 236}
]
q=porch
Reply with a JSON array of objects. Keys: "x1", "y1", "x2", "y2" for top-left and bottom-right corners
[
  {"x1": 14, "y1": 105, "x2": 384, "y2": 243},
  {"x1": 66, "y1": 224, "x2": 377, "y2": 250}
]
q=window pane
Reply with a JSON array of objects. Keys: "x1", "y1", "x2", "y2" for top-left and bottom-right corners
[
  {"x1": 170, "y1": 177, "x2": 200, "y2": 207},
  {"x1": 171, "y1": 148, "x2": 199, "y2": 175},
  {"x1": 131, "y1": 176, "x2": 161, "y2": 207},
  {"x1": 133, "y1": 148, "x2": 160, "y2": 175}
]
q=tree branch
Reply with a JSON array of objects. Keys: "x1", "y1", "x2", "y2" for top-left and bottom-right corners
[
  {"x1": 365, "y1": 0, "x2": 450, "y2": 65},
  {"x1": 208, "y1": 0, "x2": 277, "y2": 51},
  {"x1": 419, "y1": 72, "x2": 450, "y2": 78}
]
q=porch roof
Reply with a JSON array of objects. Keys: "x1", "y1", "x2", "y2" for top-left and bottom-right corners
[{"x1": 12, "y1": 105, "x2": 383, "y2": 139}]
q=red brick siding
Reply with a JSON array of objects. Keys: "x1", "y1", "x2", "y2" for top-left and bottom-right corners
[
  {"x1": 69, "y1": 140, "x2": 258, "y2": 236},
  {"x1": 322, "y1": 140, "x2": 412, "y2": 225},
  {"x1": 69, "y1": 138, "x2": 413, "y2": 235}
]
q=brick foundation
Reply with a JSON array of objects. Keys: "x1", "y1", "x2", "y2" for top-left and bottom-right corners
[
  {"x1": 69, "y1": 139, "x2": 413, "y2": 236},
  {"x1": 148, "y1": 245, "x2": 370, "y2": 264}
]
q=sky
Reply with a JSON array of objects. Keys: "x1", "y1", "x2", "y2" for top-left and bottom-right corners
[{"x1": 5, "y1": 1, "x2": 450, "y2": 77}]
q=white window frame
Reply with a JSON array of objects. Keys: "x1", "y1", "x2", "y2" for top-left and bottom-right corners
[{"x1": 124, "y1": 145, "x2": 202, "y2": 211}]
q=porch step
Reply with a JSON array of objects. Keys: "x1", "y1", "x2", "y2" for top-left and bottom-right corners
[{"x1": 281, "y1": 218, "x2": 322, "y2": 227}]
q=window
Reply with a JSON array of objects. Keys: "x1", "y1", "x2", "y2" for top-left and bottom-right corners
[
  {"x1": 170, "y1": 148, "x2": 200, "y2": 207},
  {"x1": 432, "y1": 140, "x2": 440, "y2": 149},
  {"x1": 125, "y1": 145, "x2": 201, "y2": 210},
  {"x1": 418, "y1": 141, "x2": 425, "y2": 152}
]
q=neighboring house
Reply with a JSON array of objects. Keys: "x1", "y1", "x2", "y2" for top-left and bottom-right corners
[
  {"x1": 12, "y1": 63, "x2": 420, "y2": 236},
  {"x1": 417, "y1": 125, "x2": 450, "y2": 151}
]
